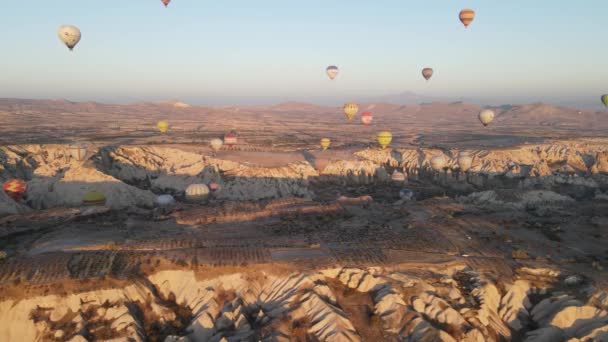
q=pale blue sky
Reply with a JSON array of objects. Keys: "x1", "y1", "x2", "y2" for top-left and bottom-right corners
[{"x1": 1, "y1": 1, "x2": 607, "y2": 107}]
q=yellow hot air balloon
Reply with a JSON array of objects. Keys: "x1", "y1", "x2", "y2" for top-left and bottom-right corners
[
  {"x1": 602, "y1": 94, "x2": 608, "y2": 108},
  {"x1": 459, "y1": 9, "x2": 476, "y2": 28},
  {"x1": 343, "y1": 103, "x2": 359, "y2": 121},
  {"x1": 320, "y1": 138, "x2": 331, "y2": 150},
  {"x1": 377, "y1": 131, "x2": 392, "y2": 149},
  {"x1": 157, "y1": 120, "x2": 169, "y2": 133},
  {"x1": 83, "y1": 191, "x2": 106, "y2": 206}
]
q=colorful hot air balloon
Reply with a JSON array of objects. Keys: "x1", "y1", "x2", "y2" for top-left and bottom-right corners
[
  {"x1": 360, "y1": 112, "x2": 373, "y2": 126},
  {"x1": 57, "y1": 25, "x2": 81, "y2": 51},
  {"x1": 458, "y1": 152, "x2": 473, "y2": 172},
  {"x1": 422, "y1": 68, "x2": 434, "y2": 81},
  {"x1": 377, "y1": 132, "x2": 392, "y2": 149},
  {"x1": 3, "y1": 179, "x2": 27, "y2": 201},
  {"x1": 224, "y1": 131, "x2": 238, "y2": 147},
  {"x1": 157, "y1": 120, "x2": 170, "y2": 133},
  {"x1": 343, "y1": 103, "x2": 359, "y2": 121},
  {"x1": 459, "y1": 9, "x2": 476, "y2": 28},
  {"x1": 602, "y1": 95, "x2": 608, "y2": 108},
  {"x1": 161, "y1": 0, "x2": 171, "y2": 7},
  {"x1": 326, "y1": 66, "x2": 339, "y2": 80},
  {"x1": 83, "y1": 191, "x2": 106, "y2": 206},
  {"x1": 185, "y1": 184, "x2": 210, "y2": 202},
  {"x1": 320, "y1": 138, "x2": 331, "y2": 150},
  {"x1": 210, "y1": 138, "x2": 223, "y2": 151},
  {"x1": 478, "y1": 109, "x2": 495, "y2": 127}
]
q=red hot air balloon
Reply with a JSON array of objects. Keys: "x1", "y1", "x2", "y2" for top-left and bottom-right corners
[
  {"x1": 360, "y1": 112, "x2": 373, "y2": 126},
  {"x1": 224, "y1": 131, "x2": 238, "y2": 147},
  {"x1": 3, "y1": 179, "x2": 27, "y2": 201},
  {"x1": 161, "y1": 0, "x2": 171, "y2": 7}
]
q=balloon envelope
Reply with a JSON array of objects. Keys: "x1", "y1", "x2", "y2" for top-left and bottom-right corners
[
  {"x1": 156, "y1": 194, "x2": 175, "y2": 206},
  {"x1": 83, "y1": 191, "x2": 106, "y2": 206},
  {"x1": 3, "y1": 179, "x2": 27, "y2": 201},
  {"x1": 161, "y1": 0, "x2": 171, "y2": 7},
  {"x1": 224, "y1": 131, "x2": 238, "y2": 147},
  {"x1": 343, "y1": 103, "x2": 358, "y2": 120},
  {"x1": 326, "y1": 66, "x2": 339, "y2": 80},
  {"x1": 430, "y1": 155, "x2": 446, "y2": 171},
  {"x1": 602, "y1": 95, "x2": 608, "y2": 108},
  {"x1": 361, "y1": 112, "x2": 373, "y2": 126},
  {"x1": 377, "y1": 132, "x2": 392, "y2": 149},
  {"x1": 458, "y1": 152, "x2": 473, "y2": 172},
  {"x1": 478, "y1": 109, "x2": 495, "y2": 126},
  {"x1": 320, "y1": 138, "x2": 331, "y2": 150},
  {"x1": 459, "y1": 9, "x2": 476, "y2": 28},
  {"x1": 422, "y1": 68, "x2": 433, "y2": 81},
  {"x1": 185, "y1": 184, "x2": 210, "y2": 202},
  {"x1": 157, "y1": 120, "x2": 169, "y2": 133},
  {"x1": 210, "y1": 138, "x2": 223, "y2": 151},
  {"x1": 57, "y1": 25, "x2": 81, "y2": 51}
]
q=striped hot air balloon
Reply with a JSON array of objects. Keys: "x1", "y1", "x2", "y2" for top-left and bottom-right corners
[
  {"x1": 3, "y1": 179, "x2": 27, "y2": 201},
  {"x1": 185, "y1": 184, "x2": 210, "y2": 202},
  {"x1": 377, "y1": 132, "x2": 392, "y2": 149},
  {"x1": 422, "y1": 68, "x2": 434, "y2": 81},
  {"x1": 343, "y1": 103, "x2": 358, "y2": 121},
  {"x1": 459, "y1": 9, "x2": 476, "y2": 28},
  {"x1": 320, "y1": 138, "x2": 331, "y2": 150},
  {"x1": 83, "y1": 191, "x2": 106, "y2": 206},
  {"x1": 224, "y1": 131, "x2": 238, "y2": 147},
  {"x1": 360, "y1": 112, "x2": 373, "y2": 126}
]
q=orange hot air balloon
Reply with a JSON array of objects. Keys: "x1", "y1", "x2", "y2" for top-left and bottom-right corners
[
  {"x1": 3, "y1": 178, "x2": 27, "y2": 201},
  {"x1": 459, "y1": 9, "x2": 476, "y2": 28},
  {"x1": 422, "y1": 68, "x2": 433, "y2": 81},
  {"x1": 161, "y1": 0, "x2": 171, "y2": 7},
  {"x1": 360, "y1": 112, "x2": 373, "y2": 126}
]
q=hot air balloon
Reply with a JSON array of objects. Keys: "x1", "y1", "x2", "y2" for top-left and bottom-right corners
[
  {"x1": 343, "y1": 103, "x2": 358, "y2": 121},
  {"x1": 210, "y1": 138, "x2": 223, "y2": 151},
  {"x1": 430, "y1": 155, "x2": 446, "y2": 171},
  {"x1": 69, "y1": 143, "x2": 88, "y2": 161},
  {"x1": 457, "y1": 152, "x2": 473, "y2": 172},
  {"x1": 602, "y1": 95, "x2": 608, "y2": 108},
  {"x1": 185, "y1": 184, "x2": 210, "y2": 202},
  {"x1": 3, "y1": 179, "x2": 27, "y2": 202},
  {"x1": 320, "y1": 138, "x2": 331, "y2": 150},
  {"x1": 156, "y1": 194, "x2": 175, "y2": 207},
  {"x1": 208, "y1": 183, "x2": 221, "y2": 194},
  {"x1": 57, "y1": 25, "x2": 81, "y2": 51},
  {"x1": 459, "y1": 9, "x2": 476, "y2": 28},
  {"x1": 157, "y1": 120, "x2": 170, "y2": 133},
  {"x1": 161, "y1": 0, "x2": 171, "y2": 7},
  {"x1": 83, "y1": 191, "x2": 106, "y2": 206},
  {"x1": 224, "y1": 131, "x2": 238, "y2": 147},
  {"x1": 377, "y1": 132, "x2": 392, "y2": 149},
  {"x1": 326, "y1": 66, "x2": 339, "y2": 80},
  {"x1": 361, "y1": 112, "x2": 373, "y2": 126},
  {"x1": 478, "y1": 109, "x2": 495, "y2": 127},
  {"x1": 422, "y1": 68, "x2": 434, "y2": 81}
]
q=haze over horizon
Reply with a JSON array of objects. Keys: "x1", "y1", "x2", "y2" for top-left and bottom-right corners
[{"x1": 1, "y1": 1, "x2": 607, "y2": 109}]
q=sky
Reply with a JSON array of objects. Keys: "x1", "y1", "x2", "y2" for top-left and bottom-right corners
[{"x1": 1, "y1": 0, "x2": 607, "y2": 108}]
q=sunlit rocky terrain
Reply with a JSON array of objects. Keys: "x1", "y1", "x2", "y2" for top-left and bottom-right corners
[{"x1": 0, "y1": 99, "x2": 607, "y2": 341}]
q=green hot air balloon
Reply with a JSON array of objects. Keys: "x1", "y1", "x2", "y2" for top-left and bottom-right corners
[{"x1": 602, "y1": 94, "x2": 608, "y2": 108}]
